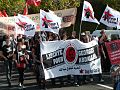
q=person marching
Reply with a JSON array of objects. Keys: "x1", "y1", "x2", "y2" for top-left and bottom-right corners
[
  {"x1": 1, "y1": 35, "x2": 15, "y2": 87},
  {"x1": 32, "y1": 35, "x2": 46, "y2": 90},
  {"x1": 14, "y1": 38, "x2": 28, "y2": 88}
]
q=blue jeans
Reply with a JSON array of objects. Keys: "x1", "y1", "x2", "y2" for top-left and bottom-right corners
[
  {"x1": 116, "y1": 81, "x2": 120, "y2": 90},
  {"x1": 114, "y1": 80, "x2": 120, "y2": 90}
]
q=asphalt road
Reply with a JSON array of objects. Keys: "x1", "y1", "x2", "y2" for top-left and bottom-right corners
[{"x1": 0, "y1": 61, "x2": 113, "y2": 90}]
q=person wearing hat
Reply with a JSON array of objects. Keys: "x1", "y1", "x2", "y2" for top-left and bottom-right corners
[
  {"x1": 80, "y1": 32, "x2": 92, "y2": 43},
  {"x1": 80, "y1": 32, "x2": 86, "y2": 43},
  {"x1": 99, "y1": 29, "x2": 108, "y2": 43},
  {"x1": 98, "y1": 29, "x2": 109, "y2": 71}
]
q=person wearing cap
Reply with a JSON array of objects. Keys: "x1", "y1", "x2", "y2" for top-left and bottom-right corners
[
  {"x1": 79, "y1": 32, "x2": 89, "y2": 84},
  {"x1": 98, "y1": 29, "x2": 109, "y2": 72},
  {"x1": 80, "y1": 32, "x2": 86, "y2": 43},
  {"x1": 99, "y1": 29, "x2": 108, "y2": 43}
]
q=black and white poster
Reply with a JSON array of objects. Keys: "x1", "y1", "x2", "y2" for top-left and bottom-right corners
[{"x1": 41, "y1": 39, "x2": 102, "y2": 80}]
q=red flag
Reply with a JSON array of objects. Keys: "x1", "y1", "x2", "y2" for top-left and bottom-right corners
[
  {"x1": 26, "y1": 0, "x2": 41, "y2": 6},
  {"x1": 105, "y1": 40, "x2": 120, "y2": 64},
  {"x1": 2, "y1": 10, "x2": 8, "y2": 17},
  {"x1": 23, "y1": 3, "x2": 28, "y2": 15},
  {"x1": 0, "y1": 11, "x2": 4, "y2": 17}
]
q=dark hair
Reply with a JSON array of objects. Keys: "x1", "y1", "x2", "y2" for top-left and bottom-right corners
[
  {"x1": 3, "y1": 35, "x2": 9, "y2": 41},
  {"x1": 44, "y1": 9, "x2": 49, "y2": 12},
  {"x1": 17, "y1": 38, "x2": 22, "y2": 42},
  {"x1": 100, "y1": 29, "x2": 105, "y2": 34}
]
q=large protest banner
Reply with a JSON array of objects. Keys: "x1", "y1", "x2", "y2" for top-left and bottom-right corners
[
  {"x1": 0, "y1": 8, "x2": 76, "y2": 36},
  {"x1": 41, "y1": 39, "x2": 102, "y2": 80},
  {"x1": 105, "y1": 40, "x2": 120, "y2": 64}
]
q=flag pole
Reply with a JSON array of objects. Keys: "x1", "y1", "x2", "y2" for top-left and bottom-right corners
[
  {"x1": 79, "y1": 20, "x2": 83, "y2": 40},
  {"x1": 72, "y1": 24, "x2": 75, "y2": 32},
  {"x1": 39, "y1": 9, "x2": 43, "y2": 64},
  {"x1": 95, "y1": 24, "x2": 99, "y2": 30},
  {"x1": 79, "y1": 0, "x2": 84, "y2": 40},
  {"x1": 23, "y1": 0, "x2": 28, "y2": 15},
  {"x1": 72, "y1": 15, "x2": 76, "y2": 32}
]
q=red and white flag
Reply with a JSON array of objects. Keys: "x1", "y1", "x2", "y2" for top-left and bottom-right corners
[
  {"x1": 100, "y1": 5, "x2": 120, "y2": 28},
  {"x1": 26, "y1": 0, "x2": 41, "y2": 7},
  {"x1": 81, "y1": 1, "x2": 99, "y2": 24},
  {"x1": 23, "y1": 3, "x2": 28, "y2": 15},
  {"x1": 0, "y1": 11, "x2": 4, "y2": 17},
  {"x1": 15, "y1": 14, "x2": 36, "y2": 36},
  {"x1": 40, "y1": 9, "x2": 62, "y2": 34}
]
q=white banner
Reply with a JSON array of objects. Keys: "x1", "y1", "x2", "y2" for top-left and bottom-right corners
[
  {"x1": 15, "y1": 14, "x2": 36, "y2": 36},
  {"x1": 100, "y1": 5, "x2": 120, "y2": 28},
  {"x1": 0, "y1": 8, "x2": 77, "y2": 36},
  {"x1": 81, "y1": 1, "x2": 99, "y2": 24},
  {"x1": 0, "y1": 17, "x2": 15, "y2": 36},
  {"x1": 41, "y1": 39, "x2": 102, "y2": 80},
  {"x1": 54, "y1": 8, "x2": 77, "y2": 28}
]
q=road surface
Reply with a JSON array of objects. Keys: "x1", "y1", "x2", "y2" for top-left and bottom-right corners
[{"x1": 0, "y1": 61, "x2": 113, "y2": 90}]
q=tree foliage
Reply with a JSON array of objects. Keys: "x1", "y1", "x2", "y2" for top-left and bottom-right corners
[
  {"x1": 0, "y1": 0, "x2": 120, "y2": 16},
  {"x1": 103, "y1": 0, "x2": 120, "y2": 11},
  {"x1": 0, "y1": 0, "x2": 25, "y2": 16},
  {"x1": 0, "y1": 0, "x2": 80, "y2": 16}
]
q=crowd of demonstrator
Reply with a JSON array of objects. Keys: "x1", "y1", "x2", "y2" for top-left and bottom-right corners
[{"x1": 0, "y1": 29, "x2": 120, "y2": 90}]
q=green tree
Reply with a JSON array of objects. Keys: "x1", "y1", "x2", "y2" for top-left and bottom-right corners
[
  {"x1": 0, "y1": 0, "x2": 25, "y2": 16},
  {"x1": 0, "y1": 0, "x2": 80, "y2": 16},
  {"x1": 104, "y1": 0, "x2": 120, "y2": 11},
  {"x1": 0, "y1": 0, "x2": 120, "y2": 17}
]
